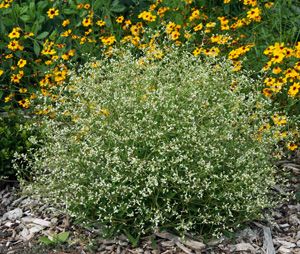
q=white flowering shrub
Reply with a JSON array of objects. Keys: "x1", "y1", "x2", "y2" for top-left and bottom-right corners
[{"x1": 16, "y1": 44, "x2": 290, "y2": 237}]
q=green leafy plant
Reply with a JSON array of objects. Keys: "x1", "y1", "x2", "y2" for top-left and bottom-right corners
[
  {"x1": 0, "y1": 0, "x2": 151, "y2": 109},
  {"x1": 0, "y1": 106, "x2": 37, "y2": 179},
  {"x1": 123, "y1": 230, "x2": 140, "y2": 248},
  {"x1": 38, "y1": 231, "x2": 70, "y2": 246},
  {"x1": 16, "y1": 41, "x2": 294, "y2": 238}
]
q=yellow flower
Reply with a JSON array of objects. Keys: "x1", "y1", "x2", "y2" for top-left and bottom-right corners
[
  {"x1": 17, "y1": 59, "x2": 27, "y2": 68},
  {"x1": 82, "y1": 18, "x2": 93, "y2": 27},
  {"x1": 61, "y1": 29, "x2": 72, "y2": 37},
  {"x1": 288, "y1": 82, "x2": 300, "y2": 97},
  {"x1": 116, "y1": 16, "x2": 124, "y2": 23},
  {"x1": 41, "y1": 48, "x2": 57, "y2": 55},
  {"x1": 262, "y1": 88, "x2": 272, "y2": 98},
  {"x1": 24, "y1": 32, "x2": 34, "y2": 39},
  {"x1": 100, "y1": 36, "x2": 116, "y2": 45},
  {"x1": 30, "y1": 93, "x2": 36, "y2": 100},
  {"x1": 11, "y1": 74, "x2": 20, "y2": 83},
  {"x1": 166, "y1": 22, "x2": 176, "y2": 33},
  {"x1": 138, "y1": 11, "x2": 156, "y2": 22},
  {"x1": 206, "y1": 22, "x2": 216, "y2": 28},
  {"x1": 193, "y1": 47, "x2": 201, "y2": 56},
  {"x1": 232, "y1": 65, "x2": 242, "y2": 72},
  {"x1": 271, "y1": 52, "x2": 284, "y2": 64},
  {"x1": 8, "y1": 28, "x2": 21, "y2": 39},
  {"x1": 287, "y1": 143, "x2": 298, "y2": 151},
  {"x1": 102, "y1": 109, "x2": 109, "y2": 115},
  {"x1": 45, "y1": 60, "x2": 53, "y2": 65},
  {"x1": 62, "y1": 19, "x2": 70, "y2": 27},
  {"x1": 54, "y1": 71, "x2": 66, "y2": 82},
  {"x1": 259, "y1": 123, "x2": 270, "y2": 132},
  {"x1": 7, "y1": 40, "x2": 20, "y2": 50},
  {"x1": 272, "y1": 66, "x2": 282, "y2": 74},
  {"x1": 265, "y1": 2, "x2": 274, "y2": 8},
  {"x1": 18, "y1": 99, "x2": 30, "y2": 108},
  {"x1": 247, "y1": 7, "x2": 261, "y2": 21},
  {"x1": 123, "y1": 20, "x2": 132, "y2": 30},
  {"x1": 61, "y1": 52, "x2": 70, "y2": 60},
  {"x1": 184, "y1": 33, "x2": 191, "y2": 39},
  {"x1": 96, "y1": 20, "x2": 106, "y2": 26},
  {"x1": 193, "y1": 23, "x2": 203, "y2": 31},
  {"x1": 5, "y1": 54, "x2": 13, "y2": 59},
  {"x1": 19, "y1": 88, "x2": 27, "y2": 93},
  {"x1": 0, "y1": 70, "x2": 3, "y2": 77},
  {"x1": 171, "y1": 31, "x2": 180, "y2": 40},
  {"x1": 224, "y1": 0, "x2": 231, "y2": 2},
  {"x1": 84, "y1": 4, "x2": 90, "y2": 9},
  {"x1": 47, "y1": 8, "x2": 59, "y2": 19},
  {"x1": 272, "y1": 114, "x2": 286, "y2": 125}
]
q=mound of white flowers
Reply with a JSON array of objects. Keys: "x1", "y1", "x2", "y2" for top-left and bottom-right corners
[{"x1": 16, "y1": 44, "x2": 289, "y2": 237}]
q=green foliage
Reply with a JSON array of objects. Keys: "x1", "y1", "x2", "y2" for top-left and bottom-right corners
[
  {"x1": 0, "y1": 107, "x2": 36, "y2": 178},
  {"x1": 38, "y1": 231, "x2": 70, "y2": 246},
  {"x1": 0, "y1": 0, "x2": 151, "y2": 109},
  {"x1": 16, "y1": 43, "x2": 292, "y2": 238}
]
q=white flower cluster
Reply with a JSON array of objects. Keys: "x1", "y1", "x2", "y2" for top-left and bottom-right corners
[{"x1": 15, "y1": 43, "x2": 290, "y2": 237}]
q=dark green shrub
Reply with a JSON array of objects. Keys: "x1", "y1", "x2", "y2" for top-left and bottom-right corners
[{"x1": 0, "y1": 108, "x2": 36, "y2": 179}]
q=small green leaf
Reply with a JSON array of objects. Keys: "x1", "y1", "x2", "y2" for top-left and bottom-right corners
[
  {"x1": 123, "y1": 229, "x2": 140, "y2": 248},
  {"x1": 111, "y1": 0, "x2": 119, "y2": 7},
  {"x1": 110, "y1": 5, "x2": 125, "y2": 13},
  {"x1": 38, "y1": 237, "x2": 53, "y2": 245},
  {"x1": 87, "y1": 244, "x2": 93, "y2": 253},
  {"x1": 20, "y1": 15, "x2": 31, "y2": 22},
  {"x1": 58, "y1": 232, "x2": 70, "y2": 242},
  {"x1": 37, "y1": 15, "x2": 45, "y2": 24},
  {"x1": 94, "y1": 0, "x2": 104, "y2": 10},
  {"x1": 14, "y1": 3, "x2": 20, "y2": 16},
  {"x1": 36, "y1": 31, "x2": 49, "y2": 39},
  {"x1": 63, "y1": 9, "x2": 75, "y2": 15},
  {"x1": 151, "y1": 235, "x2": 157, "y2": 250},
  {"x1": 52, "y1": 233, "x2": 57, "y2": 243},
  {"x1": 20, "y1": 6, "x2": 29, "y2": 15},
  {"x1": 34, "y1": 42, "x2": 40, "y2": 57}
]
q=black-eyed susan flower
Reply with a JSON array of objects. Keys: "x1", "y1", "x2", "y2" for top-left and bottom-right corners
[
  {"x1": 19, "y1": 88, "x2": 27, "y2": 93},
  {"x1": 171, "y1": 31, "x2": 180, "y2": 40},
  {"x1": 193, "y1": 23, "x2": 203, "y2": 31},
  {"x1": 116, "y1": 16, "x2": 124, "y2": 23},
  {"x1": 8, "y1": 27, "x2": 21, "y2": 39},
  {"x1": 18, "y1": 99, "x2": 30, "y2": 108},
  {"x1": 47, "y1": 8, "x2": 59, "y2": 19},
  {"x1": 272, "y1": 114, "x2": 286, "y2": 125},
  {"x1": 184, "y1": 33, "x2": 191, "y2": 39},
  {"x1": 7, "y1": 40, "x2": 20, "y2": 50},
  {"x1": 193, "y1": 47, "x2": 201, "y2": 56},
  {"x1": 288, "y1": 82, "x2": 300, "y2": 97},
  {"x1": 17, "y1": 58, "x2": 27, "y2": 68},
  {"x1": 287, "y1": 143, "x2": 298, "y2": 151},
  {"x1": 247, "y1": 7, "x2": 261, "y2": 22},
  {"x1": 96, "y1": 20, "x2": 106, "y2": 27},
  {"x1": 272, "y1": 66, "x2": 282, "y2": 74},
  {"x1": 82, "y1": 18, "x2": 93, "y2": 27},
  {"x1": 11, "y1": 74, "x2": 20, "y2": 83},
  {"x1": 166, "y1": 22, "x2": 176, "y2": 33}
]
